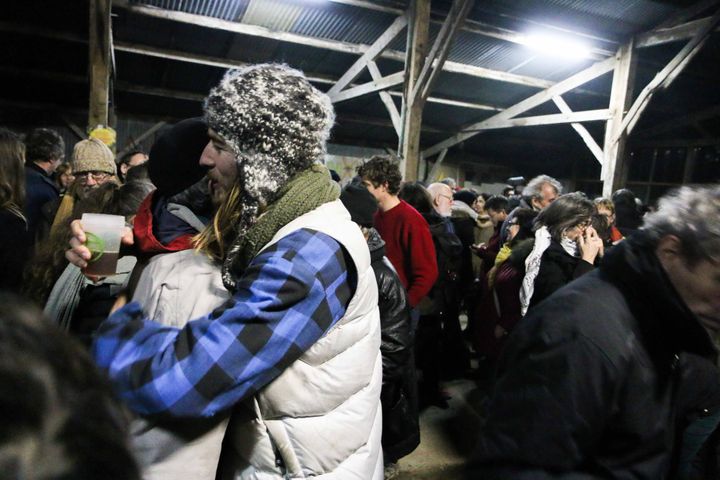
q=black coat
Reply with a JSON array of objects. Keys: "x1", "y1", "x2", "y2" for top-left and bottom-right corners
[
  {"x1": 367, "y1": 229, "x2": 419, "y2": 462},
  {"x1": 472, "y1": 232, "x2": 716, "y2": 479},
  {"x1": 24, "y1": 163, "x2": 59, "y2": 243},
  {"x1": 529, "y1": 241, "x2": 594, "y2": 310},
  {"x1": 0, "y1": 209, "x2": 30, "y2": 293}
]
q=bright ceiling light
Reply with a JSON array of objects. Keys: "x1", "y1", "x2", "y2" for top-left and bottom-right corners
[{"x1": 520, "y1": 32, "x2": 592, "y2": 60}]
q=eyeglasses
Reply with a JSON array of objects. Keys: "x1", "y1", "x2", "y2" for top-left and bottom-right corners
[
  {"x1": 438, "y1": 194, "x2": 454, "y2": 202},
  {"x1": 576, "y1": 219, "x2": 592, "y2": 229},
  {"x1": 76, "y1": 171, "x2": 110, "y2": 183}
]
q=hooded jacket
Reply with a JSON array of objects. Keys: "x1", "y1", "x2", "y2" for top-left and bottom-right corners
[
  {"x1": 130, "y1": 190, "x2": 231, "y2": 480},
  {"x1": 473, "y1": 232, "x2": 717, "y2": 479}
]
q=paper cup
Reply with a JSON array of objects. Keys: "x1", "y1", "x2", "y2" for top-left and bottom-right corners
[{"x1": 81, "y1": 213, "x2": 125, "y2": 276}]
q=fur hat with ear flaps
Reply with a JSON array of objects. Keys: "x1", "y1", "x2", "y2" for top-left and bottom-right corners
[{"x1": 203, "y1": 64, "x2": 336, "y2": 289}]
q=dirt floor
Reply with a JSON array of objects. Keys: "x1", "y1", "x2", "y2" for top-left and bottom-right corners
[{"x1": 394, "y1": 376, "x2": 489, "y2": 479}]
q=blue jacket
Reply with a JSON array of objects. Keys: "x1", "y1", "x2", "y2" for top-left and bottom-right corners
[{"x1": 24, "y1": 163, "x2": 59, "y2": 241}]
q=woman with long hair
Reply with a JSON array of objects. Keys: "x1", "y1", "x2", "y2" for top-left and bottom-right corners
[
  {"x1": 520, "y1": 192, "x2": 604, "y2": 315},
  {"x1": 0, "y1": 127, "x2": 31, "y2": 291},
  {"x1": 55, "y1": 162, "x2": 75, "y2": 195}
]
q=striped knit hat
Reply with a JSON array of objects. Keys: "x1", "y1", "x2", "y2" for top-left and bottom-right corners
[{"x1": 72, "y1": 138, "x2": 116, "y2": 175}]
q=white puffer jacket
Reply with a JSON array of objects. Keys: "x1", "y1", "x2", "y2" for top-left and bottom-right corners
[
  {"x1": 218, "y1": 200, "x2": 384, "y2": 479},
  {"x1": 131, "y1": 248, "x2": 231, "y2": 480}
]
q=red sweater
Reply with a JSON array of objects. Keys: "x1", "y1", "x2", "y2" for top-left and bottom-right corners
[{"x1": 374, "y1": 200, "x2": 438, "y2": 307}]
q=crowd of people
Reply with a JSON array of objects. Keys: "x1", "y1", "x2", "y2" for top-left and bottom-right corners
[{"x1": 0, "y1": 63, "x2": 719, "y2": 480}]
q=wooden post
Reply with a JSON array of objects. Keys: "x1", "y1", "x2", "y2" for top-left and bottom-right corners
[
  {"x1": 88, "y1": 0, "x2": 112, "y2": 130},
  {"x1": 398, "y1": 0, "x2": 430, "y2": 181},
  {"x1": 601, "y1": 41, "x2": 636, "y2": 197},
  {"x1": 683, "y1": 146, "x2": 698, "y2": 183}
]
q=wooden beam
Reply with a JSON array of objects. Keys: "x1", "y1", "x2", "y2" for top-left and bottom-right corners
[
  {"x1": 602, "y1": 42, "x2": 637, "y2": 197},
  {"x1": 0, "y1": 20, "x2": 509, "y2": 114},
  {"x1": 552, "y1": 96, "x2": 604, "y2": 164},
  {"x1": 654, "y1": 0, "x2": 720, "y2": 30},
  {"x1": 425, "y1": 148, "x2": 448, "y2": 182},
  {"x1": 423, "y1": 55, "x2": 616, "y2": 158},
  {"x1": 88, "y1": 0, "x2": 111, "y2": 129},
  {"x1": 327, "y1": 13, "x2": 407, "y2": 97},
  {"x1": 635, "y1": 104, "x2": 720, "y2": 138},
  {"x1": 636, "y1": 15, "x2": 720, "y2": 48},
  {"x1": 62, "y1": 116, "x2": 86, "y2": 140},
  {"x1": 683, "y1": 146, "x2": 698, "y2": 183},
  {"x1": 117, "y1": 121, "x2": 166, "y2": 158},
  {"x1": 112, "y1": 1, "x2": 579, "y2": 91},
  {"x1": 327, "y1": 0, "x2": 614, "y2": 59},
  {"x1": 411, "y1": 0, "x2": 474, "y2": 104},
  {"x1": 631, "y1": 137, "x2": 720, "y2": 148},
  {"x1": 462, "y1": 109, "x2": 610, "y2": 131},
  {"x1": 398, "y1": 0, "x2": 430, "y2": 181},
  {"x1": 368, "y1": 62, "x2": 401, "y2": 136},
  {"x1": 329, "y1": 71, "x2": 405, "y2": 103},
  {"x1": 612, "y1": 10, "x2": 720, "y2": 145}
]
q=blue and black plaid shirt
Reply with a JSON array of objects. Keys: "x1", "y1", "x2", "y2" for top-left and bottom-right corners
[{"x1": 92, "y1": 228, "x2": 355, "y2": 417}]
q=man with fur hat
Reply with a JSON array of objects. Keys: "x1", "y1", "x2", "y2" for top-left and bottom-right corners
[{"x1": 68, "y1": 64, "x2": 383, "y2": 479}]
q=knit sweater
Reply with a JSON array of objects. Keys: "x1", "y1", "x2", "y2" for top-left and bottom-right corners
[{"x1": 374, "y1": 200, "x2": 438, "y2": 307}]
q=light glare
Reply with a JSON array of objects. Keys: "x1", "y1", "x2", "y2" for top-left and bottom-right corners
[{"x1": 520, "y1": 32, "x2": 592, "y2": 60}]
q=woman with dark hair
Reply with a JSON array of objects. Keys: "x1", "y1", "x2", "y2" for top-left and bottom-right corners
[
  {"x1": 0, "y1": 127, "x2": 31, "y2": 291},
  {"x1": 55, "y1": 162, "x2": 75, "y2": 195},
  {"x1": 612, "y1": 188, "x2": 643, "y2": 236},
  {"x1": 520, "y1": 192, "x2": 603, "y2": 315}
]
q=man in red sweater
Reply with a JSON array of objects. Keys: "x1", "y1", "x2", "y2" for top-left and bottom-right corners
[{"x1": 357, "y1": 156, "x2": 438, "y2": 308}]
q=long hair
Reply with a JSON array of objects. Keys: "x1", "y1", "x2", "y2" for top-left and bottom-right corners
[
  {"x1": 0, "y1": 128, "x2": 26, "y2": 219},
  {"x1": 193, "y1": 182, "x2": 243, "y2": 261}
]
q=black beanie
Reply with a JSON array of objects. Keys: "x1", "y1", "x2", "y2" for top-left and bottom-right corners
[
  {"x1": 148, "y1": 117, "x2": 211, "y2": 196},
  {"x1": 340, "y1": 184, "x2": 378, "y2": 228},
  {"x1": 453, "y1": 189, "x2": 477, "y2": 206}
]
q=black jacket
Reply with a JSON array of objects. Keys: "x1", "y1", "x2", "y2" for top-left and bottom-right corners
[
  {"x1": 473, "y1": 232, "x2": 716, "y2": 479},
  {"x1": 0, "y1": 209, "x2": 30, "y2": 292},
  {"x1": 529, "y1": 241, "x2": 594, "y2": 310},
  {"x1": 421, "y1": 211, "x2": 463, "y2": 315},
  {"x1": 24, "y1": 163, "x2": 59, "y2": 243},
  {"x1": 367, "y1": 229, "x2": 419, "y2": 462}
]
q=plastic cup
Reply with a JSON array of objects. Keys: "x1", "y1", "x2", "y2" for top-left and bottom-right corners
[{"x1": 81, "y1": 213, "x2": 125, "y2": 276}]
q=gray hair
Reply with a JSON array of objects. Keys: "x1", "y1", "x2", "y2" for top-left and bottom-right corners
[
  {"x1": 642, "y1": 185, "x2": 720, "y2": 264},
  {"x1": 522, "y1": 174, "x2": 563, "y2": 201}
]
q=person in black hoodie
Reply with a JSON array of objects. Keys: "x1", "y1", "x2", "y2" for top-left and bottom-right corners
[
  {"x1": 471, "y1": 185, "x2": 720, "y2": 479},
  {"x1": 340, "y1": 184, "x2": 419, "y2": 477}
]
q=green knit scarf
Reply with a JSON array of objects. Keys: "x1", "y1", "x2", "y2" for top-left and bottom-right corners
[{"x1": 222, "y1": 164, "x2": 340, "y2": 290}]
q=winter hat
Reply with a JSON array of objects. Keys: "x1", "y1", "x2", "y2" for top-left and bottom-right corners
[
  {"x1": 204, "y1": 63, "x2": 334, "y2": 205},
  {"x1": 72, "y1": 138, "x2": 116, "y2": 175},
  {"x1": 340, "y1": 184, "x2": 378, "y2": 228},
  {"x1": 148, "y1": 117, "x2": 211, "y2": 196}
]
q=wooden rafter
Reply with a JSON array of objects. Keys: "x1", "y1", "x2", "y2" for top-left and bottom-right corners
[
  {"x1": 552, "y1": 96, "x2": 604, "y2": 164},
  {"x1": 423, "y1": 56, "x2": 616, "y2": 158},
  {"x1": 611, "y1": 9, "x2": 720, "y2": 146},
  {"x1": 327, "y1": 13, "x2": 408, "y2": 98},
  {"x1": 410, "y1": 0, "x2": 474, "y2": 104},
  {"x1": 111, "y1": 0, "x2": 579, "y2": 91}
]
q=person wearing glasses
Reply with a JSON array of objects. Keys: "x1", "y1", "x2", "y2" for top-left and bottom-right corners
[
  {"x1": 43, "y1": 138, "x2": 119, "y2": 236},
  {"x1": 519, "y1": 192, "x2": 603, "y2": 316}
]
